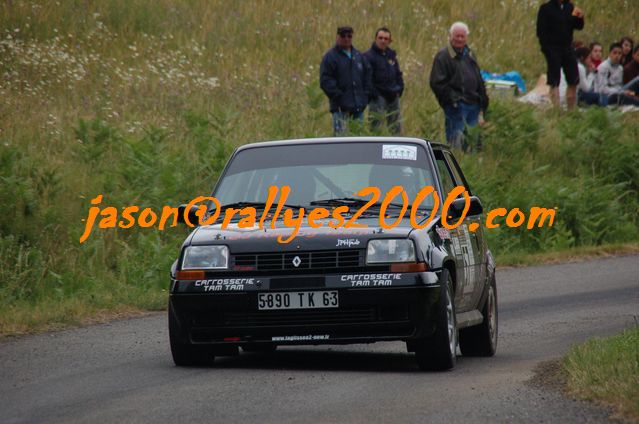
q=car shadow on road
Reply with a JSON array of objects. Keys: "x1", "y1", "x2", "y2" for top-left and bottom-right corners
[{"x1": 203, "y1": 348, "x2": 461, "y2": 373}]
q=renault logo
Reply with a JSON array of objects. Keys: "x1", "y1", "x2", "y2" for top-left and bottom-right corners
[{"x1": 292, "y1": 256, "x2": 301, "y2": 267}]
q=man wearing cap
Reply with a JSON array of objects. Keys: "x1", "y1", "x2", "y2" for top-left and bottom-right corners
[
  {"x1": 320, "y1": 26, "x2": 372, "y2": 136},
  {"x1": 364, "y1": 27, "x2": 404, "y2": 135}
]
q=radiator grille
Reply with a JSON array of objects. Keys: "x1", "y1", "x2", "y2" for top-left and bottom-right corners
[{"x1": 234, "y1": 249, "x2": 362, "y2": 271}]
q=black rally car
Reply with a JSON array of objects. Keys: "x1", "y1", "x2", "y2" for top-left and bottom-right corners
[{"x1": 169, "y1": 137, "x2": 497, "y2": 370}]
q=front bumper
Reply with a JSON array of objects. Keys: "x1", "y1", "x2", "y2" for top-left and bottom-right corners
[{"x1": 169, "y1": 271, "x2": 441, "y2": 346}]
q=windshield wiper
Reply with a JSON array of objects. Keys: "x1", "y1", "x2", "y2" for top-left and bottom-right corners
[
  {"x1": 216, "y1": 201, "x2": 305, "y2": 210},
  {"x1": 309, "y1": 198, "x2": 376, "y2": 218},
  {"x1": 217, "y1": 201, "x2": 270, "y2": 210},
  {"x1": 312, "y1": 197, "x2": 409, "y2": 209},
  {"x1": 204, "y1": 201, "x2": 307, "y2": 224},
  {"x1": 372, "y1": 201, "x2": 406, "y2": 209},
  {"x1": 310, "y1": 197, "x2": 371, "y2": 207},
  {"x1": 311, "y1": 197, "x2": 400, "y2": 219}
]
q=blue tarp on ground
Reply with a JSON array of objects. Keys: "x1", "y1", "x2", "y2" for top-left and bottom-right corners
[{"x1": 481, "y1": 71, "x2": 527, "y2": 93}]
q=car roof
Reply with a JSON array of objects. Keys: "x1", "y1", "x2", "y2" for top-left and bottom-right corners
[{"x1": 235, "y1": 136, "x2": 449, "y2": 152}]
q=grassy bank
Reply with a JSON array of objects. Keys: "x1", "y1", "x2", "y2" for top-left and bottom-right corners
[
  {"x1": 564, "y1": 326, "x2": 639, "y2": 421},
  {"x1": 1, "y1": 0, "x2": 638, "y2": 334}
]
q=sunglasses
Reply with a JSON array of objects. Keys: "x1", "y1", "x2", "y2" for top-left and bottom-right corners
[{"x1": 339, "y1": 33, "x2": 353, "y2": 38}]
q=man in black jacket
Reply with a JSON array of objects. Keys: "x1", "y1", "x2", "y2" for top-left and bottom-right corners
[
  {"x1": 429, "y1": 22, "x2": 488, "y2": 151},
  {"x1": 364, "y1": 27, "x2": 404, "y2": 135},
  {"x1": 536, "y1": 0, "x2": 585, "y2": 109},
  {"x1": 320, "y1": 26, "x2": 372, "y2": 136}
]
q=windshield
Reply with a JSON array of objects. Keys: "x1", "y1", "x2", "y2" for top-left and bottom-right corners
[{"x1": 213, "y1": 142, "x2": 437, "y2": 209}]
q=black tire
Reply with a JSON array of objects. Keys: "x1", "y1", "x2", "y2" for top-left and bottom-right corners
[
  {"x1": 241, "y1": 344, "x2": 278, "y2": 353},
  {"x1": 414, "y1": 270, "x2": 457, "y2": 371},
  {"x1": 459, "y1": 274, "x2": 498, "y2": 357},
  {"x1": 169, "y1": 303, "x2": 215, "y2": 366}
]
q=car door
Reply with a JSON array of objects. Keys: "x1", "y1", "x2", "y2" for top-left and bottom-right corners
[
  {"x1": 432, "y1": 149, "x2": 473, "y2": 311},
  {"x1": 442, "y1": 150, "x2": 487, "y2": 308}
]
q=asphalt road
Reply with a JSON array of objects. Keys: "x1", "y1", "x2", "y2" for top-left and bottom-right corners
[{"x1": 2, "y1": 255, "x2": 638, "y2": 423}]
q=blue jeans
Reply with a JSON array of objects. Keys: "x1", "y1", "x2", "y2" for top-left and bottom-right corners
[
  {"x1": 577, "y1": 90, "x2": 601, "y2": 106},
  {"x1": 444, "y1": 102, "x2": 480, "y2": 151},
  {"x1": 332, "y1": 111, "x2": 364, "y2": 136},
  {"x1": 369, "y1": 95, "x2": 402, "y2": 135}
]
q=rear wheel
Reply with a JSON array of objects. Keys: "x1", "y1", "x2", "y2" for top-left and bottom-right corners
[
  {"x1": 414, "y1": 270, "x2": 457, "y2": 371},
  {"x1": 169, "y1": 303, "x2": 215, "y2": 366},
  {"x1": 459, "y1": 274, "x2": 498, "y2": 357}
]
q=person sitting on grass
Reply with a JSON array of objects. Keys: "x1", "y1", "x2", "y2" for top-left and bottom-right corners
[
  {"x1": 623, "y1": 45, "x2": 639, "y2": 85},
  {"x1": 595, "y1": 42, "x2": 639, "y2": 106},
  {"x1": 588, "y1": 41, "x2": 603, "y2": 69},
  {"x1": 619, "y1": 36, "x2": 634, "y2": 66},
  {"x1": 575, "y1": 46, "x2": 599, "y2": 106}
]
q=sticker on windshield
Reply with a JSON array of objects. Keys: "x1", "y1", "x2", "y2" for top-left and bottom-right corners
[{"x1": 382, "y1": 145, "x2": 417, "y2": 161}]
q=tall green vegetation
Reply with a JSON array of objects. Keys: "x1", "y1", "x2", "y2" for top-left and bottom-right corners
[
  {"x1": 461, "y1": 103, "x2": 639, "y2": 254},
  {"x1": 0, "y1": 0, "x2": 638, "y2": 333}
]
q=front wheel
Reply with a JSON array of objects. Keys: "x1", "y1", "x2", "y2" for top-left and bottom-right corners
[
  {"x1": 414, "y1": 269, "x2": 457, "y2": 371},
  {"x1": 459, "y1": 274, "x2": 498, "y2": 357},
  {"x1": 169, "y1": 303, "x2": 215, "y2": 366}
]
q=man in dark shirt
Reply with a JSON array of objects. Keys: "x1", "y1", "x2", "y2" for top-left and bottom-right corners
[
  {"x1": 536, "y1": 0, "x2": 585, "y2": 109},
  {"x1": 623, "y1": 46, "x2": 639, "y2": 85},
  {"x1": 320, "y1": 26, "x2": 372, "y2": 136},
  {"x1": 429, "y1": 22, "x2": 488, "y2": 151},
  {"x1": 364, "y1": 27, "x2": 404, "y2": 135}
]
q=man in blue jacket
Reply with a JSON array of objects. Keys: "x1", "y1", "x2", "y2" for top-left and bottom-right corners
[
  {"x1": 320, "y1": 26, "x2": 372, "y2": 136},
  {"x1": 364, "y1": 27, "x2": 404, "y2": 135}
]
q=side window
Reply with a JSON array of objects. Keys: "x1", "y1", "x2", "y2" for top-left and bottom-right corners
[
  {"x1": 433, "y1": 150, "x2": 457, "y2": 197},
  {"x1": 443, "y1": 151, "x2": 472, "y2": 194}
]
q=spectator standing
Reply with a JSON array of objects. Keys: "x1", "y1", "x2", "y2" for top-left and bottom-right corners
[
  {"x1": 620, "y1": 36, "x2": 634, "y2": 66},
  {"x1": 536, "y1": 0, "x2": 585, "y2": 109},
  {"x1": 595, "y1": 43, "x2": 639, "y2": 106},
  {"x1": 589, "y1": 42, "x2": 603, "y2": 69},
  {"x1": 320, "y1": 26, "x2": 372, "y2": 136},
  {"x1": 429, "y1": 22, "x2": 488, "y2": 151},
  {"x1": 623, "y1": 46, "x2": 639, "y2": 85},
  {"x1": 364, "y1": 27, "x2": 404, "y2": 135}
]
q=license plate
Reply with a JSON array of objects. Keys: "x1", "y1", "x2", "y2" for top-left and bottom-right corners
[{"x1": 257, "y1": 291, "x2": 339, "y2": 310}]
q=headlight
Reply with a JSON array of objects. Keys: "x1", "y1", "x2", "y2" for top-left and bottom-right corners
[
  {"x1": 182, "y1": 245, "x2": 229, "y2": 269},
  {"x1": 366, "y1": 239, "x2": 416, "y2": 263}
]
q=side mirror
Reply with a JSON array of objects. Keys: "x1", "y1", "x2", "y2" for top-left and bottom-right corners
[
  {"x1": 177, "y1": 204, "x2": 201, "y2": 225},
  {"x1": 448, "y1": 196, "x2": 483, "y2": 219}
]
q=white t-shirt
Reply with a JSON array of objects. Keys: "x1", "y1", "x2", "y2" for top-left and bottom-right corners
[{"x1": 577, "y1": 62, "x2": 596, "y2": 93}]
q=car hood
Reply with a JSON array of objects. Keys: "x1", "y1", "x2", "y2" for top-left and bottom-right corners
[{"x1": 188, "y1": 217, "x2": 418, "y2": 252}]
